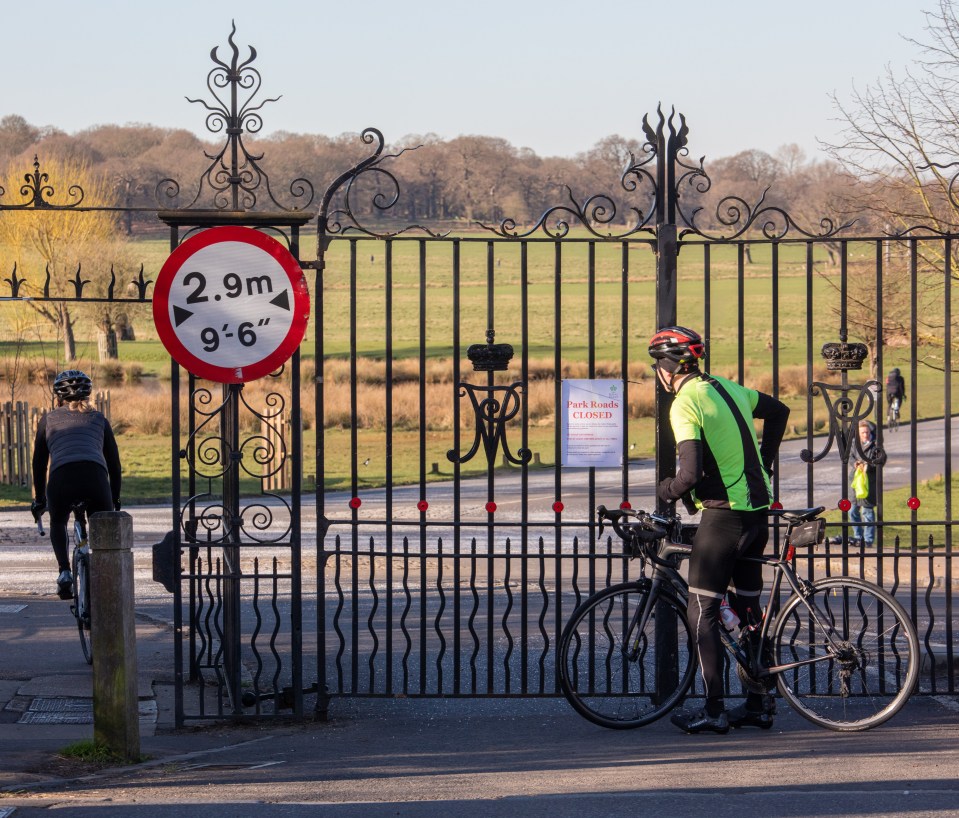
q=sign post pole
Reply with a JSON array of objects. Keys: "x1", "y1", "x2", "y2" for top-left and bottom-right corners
[
  {"x1": 153, "y1": 224, "x2": 311, "y2": 716},
  {"x1": 221, "y1": 382, "x2": 243, "y2": 714}
]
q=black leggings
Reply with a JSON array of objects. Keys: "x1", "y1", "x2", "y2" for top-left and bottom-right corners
[
  {"x1": 686, "y1": 507, "x2": 769, "y2": 709},
  {"x1": 47, "y1": 462, "x2": 113, "y2": 572}
]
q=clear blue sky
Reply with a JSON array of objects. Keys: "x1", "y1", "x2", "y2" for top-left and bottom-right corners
[{"x1": 2, "y1": 0, "x2": 930, "y2": 162}]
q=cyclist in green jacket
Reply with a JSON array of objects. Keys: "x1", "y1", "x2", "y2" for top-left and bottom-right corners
[{"x1": 649, "y1": 326, "x2": 789, "y2": 734}]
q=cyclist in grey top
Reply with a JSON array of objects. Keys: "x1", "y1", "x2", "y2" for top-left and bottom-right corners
[{"x1": 31, "y1": 370, "x2": 122, "y2": 598}]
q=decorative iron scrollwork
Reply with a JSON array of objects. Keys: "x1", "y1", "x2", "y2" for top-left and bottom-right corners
[
  {"x1": 482, "y1": 103, "x2": 854, "y2": 240},
  {"x1": 886, "y1": 160, "x2": 959, "y2": 236},
  {"x1": 0, "y1": 155, "x2": 84, "y2": 210},
  {"x1": 800, "y1": 381, "x2": 886, "y2": 466},
  {"x1": 447, "y1": 331, "x2": 531, "y2": 467},
  {"x1": 479, "y1": 112, "x2": 662, "y2": 239},
  {"x1": 156, "y1": 22, "x2": 313, "y2": 213},
  {"x1": 676, "y1": 178, "x2": 852, "y2": 241},
  {"x1": 178, "y1": 385, "x2": 292, "y2": 544},
  {"x1": 478, "y1": 184, "x2": 657, "y2": 240},
  {"x1": 447, "y1": 383, "x2": 531, "y2": 468},
  {"x1": 801, "y1": 341, "x2": 886, "y2": 467},
  {"x1": 319, "y1": 128, "x2": 445, "y2": 238}
]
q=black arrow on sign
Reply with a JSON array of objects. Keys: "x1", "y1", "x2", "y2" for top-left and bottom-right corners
[
  {"x1": 270, "y1": 289, "x2": 290, "y2": 311},
  {"x1": 173, "y1": 305, "x2": 193, "y2": 327}
]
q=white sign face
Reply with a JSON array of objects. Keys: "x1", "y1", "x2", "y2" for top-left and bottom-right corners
[
  {"x1": 153, "y1": 227, "x2": 310, "y2": 384},
  {"x1": 561, "y1": 379, "x2": 624, "y2": 468},
  {"x1": 168, "y1": 241, "x2": 293, "y2": 367}
]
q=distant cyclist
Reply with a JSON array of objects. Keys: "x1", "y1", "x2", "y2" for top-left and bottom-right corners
[
  {"x1": 649, "y1": 326, "x2": 789, "y2": 734},
  {"x1": 886, "y1": 368, "x2": 906, "y2": 417},
  {"x1": 31, "y1": 370, "x2": 122, "y2": 599}
]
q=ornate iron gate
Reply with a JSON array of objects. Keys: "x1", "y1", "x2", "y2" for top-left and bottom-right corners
[
  {"x1": 313, "y1": 108, "x2": 957, "y2": 708},
  {"x1": 0, "y1": 29, "x2": 954, "y2": 725}
]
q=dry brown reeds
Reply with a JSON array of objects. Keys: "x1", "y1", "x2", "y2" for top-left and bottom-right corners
[{"x1": 77, "y1": 356, "x2": 839, "y2": 438}]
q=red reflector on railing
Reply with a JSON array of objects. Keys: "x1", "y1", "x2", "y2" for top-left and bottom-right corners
[
  {"x1": 349, "y1": 497, "x2": 362, "y2": 509},
  {"x1": 485, "y1": 501, "x2": 497, "y2": 513},
  {"x1": 838, "y1": 498, "x2": 852, "y2": 512},
  {"x1": 552, "y1": 501, "x2": 564, "y2": 513},
  {"x1": 908, "y1": 496, "x2": 921, "y2": 510}
]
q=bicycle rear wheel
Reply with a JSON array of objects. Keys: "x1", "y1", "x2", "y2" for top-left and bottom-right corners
[
  {"x1": 72, "y1": 548, "x2": 92, "y2": 666},
  {"x1": 773, "y1": 577, "x2": 918, "y2": 731},
  {"x1": 887, "y1": 404, "x2": 899, "y2": 431},
  {"x1": 559, "y1": 581, "x2": 695, "y2": 729}
]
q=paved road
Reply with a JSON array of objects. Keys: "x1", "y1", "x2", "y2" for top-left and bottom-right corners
[
  {"x1": 1, "y1": 415, "x2": 955, "y2": 599},
  {"x1": 104, "y1": 414, "x2": 959, "y2": 543},
  {"x1": 1, "y1": 421, "x2": 957, "y2": 817}
]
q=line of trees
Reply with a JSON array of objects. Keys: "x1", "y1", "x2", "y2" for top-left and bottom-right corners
[
  {"x1": 6, "y1": 0, "x2": 959, "y2": 375},
  {"x1": 0, "y1": 113, "x2": 856, "y2": 235}
]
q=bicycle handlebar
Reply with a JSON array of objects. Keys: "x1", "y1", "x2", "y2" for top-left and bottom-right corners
[
  {"x1": 596, "y1": 503, "x2": 826, "y2": 548},
  {"x1": 596, "y1": 504, "x2": 671, "y2": 542}
]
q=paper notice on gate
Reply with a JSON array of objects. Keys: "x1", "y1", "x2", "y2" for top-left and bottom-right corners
[{"x1": 561, "y1": 379, "x2": 624, "y2": 468}]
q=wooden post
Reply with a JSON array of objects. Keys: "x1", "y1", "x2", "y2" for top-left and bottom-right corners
[{"x1": 90, "y1": 511, "x2": 140, "y2": 761}]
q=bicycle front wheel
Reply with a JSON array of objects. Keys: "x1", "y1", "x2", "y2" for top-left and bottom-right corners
[
  {"x1": 72, "y1": 549, "x2": 92, "y2": 666},
  {"x1": 559, "y1": 581, "x2": 695, "y2": 729},
  {"x1": 773, "y1": 577, "x2": 918, "y2": 731}
]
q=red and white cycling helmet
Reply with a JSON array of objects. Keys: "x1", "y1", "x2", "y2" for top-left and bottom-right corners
[{"x1": 647, "y1": 326, "x2": 705, "y2": 372}]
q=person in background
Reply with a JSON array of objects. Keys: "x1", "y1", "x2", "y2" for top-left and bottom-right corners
[
  {"x1": 886, "y1": 368, "x2": 906, "y2": 423},
  {"x1": 850, "y1": 420, "x2": 878, "y2": 548},
  {"x1": 31, "y1": 370, "x2": 122, "y2": 599}
]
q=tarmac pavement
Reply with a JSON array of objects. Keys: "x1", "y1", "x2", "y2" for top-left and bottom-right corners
[
  {"x1": 1, "y1": 417, "x2": 959, "y2": 815},
  {"x1": 2, "y1": 587, "x2": 959, "y2": 816}
]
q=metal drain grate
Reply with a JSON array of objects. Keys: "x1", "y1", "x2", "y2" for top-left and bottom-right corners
[
  {"x1": 18, "y1": 697, "x2": 158, "y2": 725},
  {"x1": 0, "y1": 604, "x2": 27, "y2": 614},
  {"x1": 19, "y1": 697, "x2": 93, "y2": 724}
]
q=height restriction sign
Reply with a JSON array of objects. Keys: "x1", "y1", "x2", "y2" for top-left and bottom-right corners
[{"x1": 153, "y1": 226, "x2": 310, "y2": 384}]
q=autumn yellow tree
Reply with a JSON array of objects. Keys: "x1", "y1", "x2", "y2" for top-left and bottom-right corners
[{"x1": 0, "y1": 154, "x2": 129, "y2": 364}]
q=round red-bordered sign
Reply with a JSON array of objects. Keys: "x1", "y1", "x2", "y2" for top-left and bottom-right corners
[{"x1": 153, "y1": 226, "x2": 310, "y2": 383}]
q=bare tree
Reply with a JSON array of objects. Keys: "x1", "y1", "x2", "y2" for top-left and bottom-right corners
[
  {"x1": 824, "y1": 0, "x2": 959, "y2": 367},
  {"x1": 824, "y1": 1, "x2": 959, "y2": 233}
]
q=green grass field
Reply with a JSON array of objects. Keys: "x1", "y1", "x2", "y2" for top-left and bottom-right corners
[{"x1": 1, "y1": 231, "x2": 956, "y2": 509}]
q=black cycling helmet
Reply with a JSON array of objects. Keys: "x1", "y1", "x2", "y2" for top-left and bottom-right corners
[
  {"x1": 53, "y1": 369, "x2": 93, "y2": 402},
  {"x1": 648, "y1": 326, "x2": 705, "y2": 372}
]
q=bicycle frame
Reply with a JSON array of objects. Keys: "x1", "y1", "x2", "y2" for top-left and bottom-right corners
[
  {"x1": 564, "y1": 504, "x2": 918, "y2": 731},
  {"x1": 628, "y1": 513, "x2": 849, "y2": 685}
]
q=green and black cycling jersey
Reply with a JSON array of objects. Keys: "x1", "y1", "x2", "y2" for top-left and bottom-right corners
[{"x1": 658, "y1": 373, "x2": 789, "y2": 511}]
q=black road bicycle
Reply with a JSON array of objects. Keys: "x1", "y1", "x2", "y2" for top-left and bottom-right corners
[
  {"x1": 558, "y1": 505, "x2": 919, "y2": 732},
  {"x1": 36, "y1": 502, "x2": 93, "y2": 665}
]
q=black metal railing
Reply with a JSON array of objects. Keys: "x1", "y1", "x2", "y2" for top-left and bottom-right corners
[{"x1": 1, "y1": 24, "x2": 955, "y2": 719}]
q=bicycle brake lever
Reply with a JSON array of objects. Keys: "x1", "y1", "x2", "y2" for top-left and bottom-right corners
[
  {"x1": 37, "y1": 518, "x2": 45, "y2": 537},
  {"x1": 596, "y1": 505, "x2": 607, "y2": 537}
]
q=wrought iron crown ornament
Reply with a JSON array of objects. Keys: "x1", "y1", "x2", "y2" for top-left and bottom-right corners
[
  {"x1": 466, "y1": 330, "x2": 515, "y2": 372},
  {"x1": 820, "y1": 342, "x2": 869, "y2": 371}
]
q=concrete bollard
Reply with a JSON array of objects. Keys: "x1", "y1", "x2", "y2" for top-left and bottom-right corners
[{"x1": 89, "y1": 511, "x2": 140, "y2": 761}]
